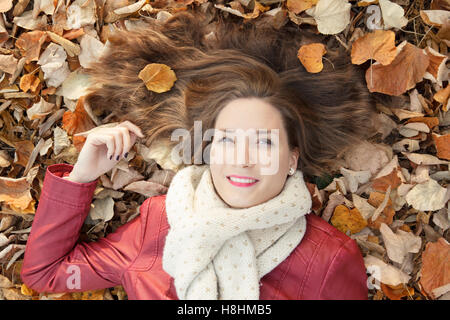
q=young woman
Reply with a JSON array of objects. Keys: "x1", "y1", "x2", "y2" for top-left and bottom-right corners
[{"x1": 20, "y1": 10, "x2": 379, "y2": 299}]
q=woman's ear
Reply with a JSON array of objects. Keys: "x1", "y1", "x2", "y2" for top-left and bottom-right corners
[{"x1": 289, "y1": 147, "x2": 300, "y2": 170}]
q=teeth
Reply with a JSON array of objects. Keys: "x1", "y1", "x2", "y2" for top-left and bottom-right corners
[{"x1": 229, "y1": 177, "x2": 257, "y2": 183}]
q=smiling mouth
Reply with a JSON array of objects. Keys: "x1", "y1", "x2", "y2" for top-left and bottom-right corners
[{"x1": 226, "y1": 175, "x2": 259, "y2": 187}]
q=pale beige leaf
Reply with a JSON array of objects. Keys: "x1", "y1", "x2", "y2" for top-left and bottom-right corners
[
  {"x1": 379, "y1": 0, "x2": 408, "y2": 29},
  {"x1": 78, "y1": 34, "x2": 106, "y2": 68},
  {"x1": 89, "y1": 197, "x2": 115, "y2": 222},
  {"x1": 380, "y1": 223, "x2": 421, "y2": 264},
  {"x1": 26, "y1": 97, "x2": 55, "y2": 121},
  {"x1": 305, "y1": 0, "x2": 351, "y2": 35},
  {"x1": 37, "y1": 43, "x2": 70, "y2": 88},
  {"x1": 405, "y1": 179, "x2": 447, "y2": 211},
  {"x1": 0, "y1": 0, "x2": 12, "y2": 13},
  {"x1": 364, "y1": 254, "x2": 411, "y2": 286}
]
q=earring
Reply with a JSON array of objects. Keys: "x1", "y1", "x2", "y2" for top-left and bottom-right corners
[{"x1": 289, "y1": 167, "x2": 295, "y2": 176}]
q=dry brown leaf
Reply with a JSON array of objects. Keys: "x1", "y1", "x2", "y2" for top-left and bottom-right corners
[
  {"x1": 62, "y1": 28, "x2": 85, "y2": 40},
  {"x1": 62, "y1": 96, "x2": 96, "y2": 135},
  {"x1": 419, "y1": 238, "x2": 450, "y2": 299},
  {"x1": 381, "y1": 283, "x2": 414, "y2": 300},
  {"x1": 123, "y1": 180, "x2": 168, "y2": 197},
  {"x1": 71, "y1": 289, "x2": 106, "y2": 300},
  {"x1": 138, "y1": 63, "x2": 177, "y2": 93},
  {"x1": 366, "y1": 41, "x2": 430, "y2": 96},
  {"x1": 0, "y1": 176, "x2": 34, "y2": 213},
  {"x1": 13, "y1": 140, "x2": 34, "y2": 169},
  {"x1": 432, "y1": 133, "x2": 450, "y2": 161},
  {"x1": 297, "y1": 43, "x2": 327, "y2": 73},
  {"x1": 402, "y1": 151, "x2": 449, "y2": 165},
  {"x1": 367, "y1": 191, "x2": 396, "y2": 229},
  {"x1": 404, "y1": 116, "x2": 439, "y2": 129},
  {"x1": 420, "y1": 9, "x2": 450, "y2": 27},
  {"x1": 15, "y1": 30, "x2": 47, "y2": 64},
  {"x1": 0, "y1": 54, "x2": 18, "y2": 74},
  {"x1": 351, "y1": 30, "x2": 397, "y2": 65},
  {"x1": 423, "y1": 47, "x2": 448, "y2": 86},
  {"x1": 287, "y1": 0, "x2": 318, "y2": 14},
  {"x1": 433, "y1": 84, "x2": 450, "y2": 112},
  {"x1": 371, "y1": 167, "x2": 402, "y2": 192},
  {"x1": 19, "y1": 73, "x2": 40, "y2": 93}
]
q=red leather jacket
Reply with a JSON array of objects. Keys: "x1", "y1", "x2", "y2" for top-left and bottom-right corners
[{"x1": 21, "y1": 163, "x2": 368, "y2": 300}]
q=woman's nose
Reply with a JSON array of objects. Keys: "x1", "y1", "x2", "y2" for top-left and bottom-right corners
[{"x1": 235, "y1": 137, "x2": 254, "y2": 167}]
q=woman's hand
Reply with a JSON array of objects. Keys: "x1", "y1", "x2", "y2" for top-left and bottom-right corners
[{"x1": 68, "y1": 120, "x2": 145, "y2": 183}]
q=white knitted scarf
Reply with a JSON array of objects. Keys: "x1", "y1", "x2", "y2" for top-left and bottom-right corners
[{"x1": 162, "y1": 165, "x2": 312, "y2": 300}]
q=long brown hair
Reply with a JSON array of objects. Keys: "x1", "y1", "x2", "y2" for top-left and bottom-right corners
[{"x1": 84, "y1": 9, "x2": 380, "y2": 180}]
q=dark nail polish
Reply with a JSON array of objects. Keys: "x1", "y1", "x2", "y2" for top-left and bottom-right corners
[
  {"x1": 116, "y1": 155, "x2": 119, "y2": 160},
  {"x1": 110, "y1": 155, "x2": 112, "y2": 160},
  {"x1": 124, "y1": 152, "x2": 128, "y2": 158}
]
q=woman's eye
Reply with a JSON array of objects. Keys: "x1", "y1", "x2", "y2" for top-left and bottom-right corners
[
  {"x1": 219, "y1": 136, "x2": 233, "y2": 143},
  {"x1": 259, "y1": 139, "x2": 272, "y2": 145}
]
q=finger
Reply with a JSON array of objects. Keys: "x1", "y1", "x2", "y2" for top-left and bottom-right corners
[
  {"x1": 118, "y1": 127, "x2": 131, "y2": 159},
  {"x1": 117, "y1": 121, "x2": 144, "y2": 138},
  {"x1": 112, "y1": 131, "x2": 123, "y2": 161},
  {"x1": 89, "y1": 133, "x2": 115, "y2": 160}
]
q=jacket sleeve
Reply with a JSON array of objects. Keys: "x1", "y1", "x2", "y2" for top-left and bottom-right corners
[
  {"x1": 20, "y1": 163, "x2": 149, "y2": 294},
  {"x1": 318, "y1": 238, "x2": 369, "y2": 300}
]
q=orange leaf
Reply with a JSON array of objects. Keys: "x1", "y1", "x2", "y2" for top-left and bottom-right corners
[
  {"x1": 62, "y1": 96, "x2": 96, "y2": 135},
  {"x1": 365, "y1": 42, "x2": 430, "y2": 96},
  {"x1": 432, "y1": 133, "x2": 450, "y2": 161},
  {"x1": 15, "y1": 30, "x2": 48, "y2": 64},
  {"x1": 404, "y1": 116, "x2": 439, "y2": 129},
  {"x1": 21, "y1": 283, "x2": 39, "y2": 297},
  {"x1": 381, "y1": 283, "x2": 414, "y2": 300},
  {"x1": 138, "y1": 63, "x2": 177, "y2": 93},
  {"x1": 306, "y1": 182, "x2": 322, "y2": 212},
  {"x1": 367, "y1": 191, "x2": 395, "y2": 229},
  {"x1": 297, "y1": 43, "x2": 327, "y2": 73},
  {"x1": 63, "y1": 28, "x2": 85, "y2": 40},
  {"x1": 351, "y1": 29, "x2": 397, "y2": 65},
  {"x1": 330, "y1": 204, "x2": 368, "y2": 234},
  {"x1": 419, "y1": 237, "x2": 450, "y2": 299},
  {"x1": 371, "y1": 167, "x2": 402, "y2": 192},
  {"x1": 424, "y1": 47, "x2": 447, "y2": 83},
  {"x1": 13, "y1": 140, "x2": 34, "y2": 168},
  {"x1": 19, "y1": 73, "x2": 40, "y2": 93},
  {"x1": 71, "y1": 289, "x2": 105, "y2": 300},
  {"x1": 433, "y1": 84, "x2": 450, "y2": 111},
  {"x1": 287, "y1": 0, "x2": 318, "y2": 14},
  {"x1": 73, "y1": 135, "x2": 87, "y2": 153}
]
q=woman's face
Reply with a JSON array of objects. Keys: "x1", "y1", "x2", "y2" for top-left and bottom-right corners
[{"x1": 209, "y1": 97, "x2": 299, "y2": 209}]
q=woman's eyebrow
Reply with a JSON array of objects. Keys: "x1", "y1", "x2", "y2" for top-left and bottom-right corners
[{"x1": 217, "y1": 128, "x2": 274, "y2": 133}]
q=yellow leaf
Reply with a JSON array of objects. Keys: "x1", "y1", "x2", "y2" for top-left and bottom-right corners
[
  {"x1": 21, "y1": 283, "x2": 39, "y2": 296},
  {"x1": 297, "y1": 43, "x2": 327, "y2": 73},
  {"x1": 331, "y1": 204, "x2": 368, "y2": 234},
  {"x1": 138, "y1": 63, "x2": 177, "y2": 93},
  {"x1": 72, "y1": 289, "x2": 105, "y2": 300}
]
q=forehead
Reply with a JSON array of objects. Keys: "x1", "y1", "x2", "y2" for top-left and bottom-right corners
[{"x1": 214, "y1": 98, "x2": 283, "y2": 132}]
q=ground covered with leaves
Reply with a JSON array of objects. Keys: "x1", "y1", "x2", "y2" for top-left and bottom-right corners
[{"x1": 0, "y1": 0, "x2": 449, "y2": 300}]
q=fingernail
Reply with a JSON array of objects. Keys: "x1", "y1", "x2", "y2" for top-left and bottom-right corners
[
  {"x1": 124, "y1": 152, "x2": 128, "y2": 158},
  {"x1": 110, "y1": 155, "x2": 112, "y2": 160},
  {"x1": 116, "y1": 155, "x2": 119, "y2": 161}
]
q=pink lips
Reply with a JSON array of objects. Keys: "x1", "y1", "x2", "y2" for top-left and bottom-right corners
[{"x1": 226, "y1": 175, "x2": 259, "y2": 187}]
